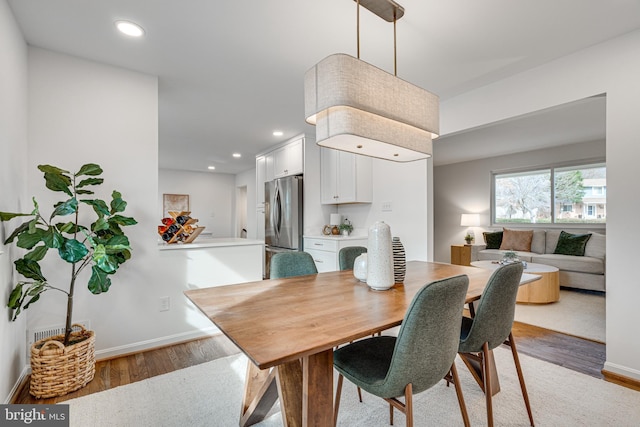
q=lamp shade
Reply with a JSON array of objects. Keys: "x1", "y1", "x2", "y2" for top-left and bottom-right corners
[
  {"x1": 304, "y1": 53, "x2": 439, "y2": 162},
  {"x1": 460, "y1": 214, "x2": 480, "y2": 227}
]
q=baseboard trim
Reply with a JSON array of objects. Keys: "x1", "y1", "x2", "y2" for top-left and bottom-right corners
[
  {"x1": 602, "y1": 369, "x2": 640, "y2": 391},
  {"x1": 5, "y1": 366, "x2": 30, "y2": 404},
  {"x1": 94, "y1": 326, "x2": 221, "y2": 361}
]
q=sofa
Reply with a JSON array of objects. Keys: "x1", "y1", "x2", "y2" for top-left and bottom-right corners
[{"x1": 472, "y1": 228, "x2": 606, "y2": 292}]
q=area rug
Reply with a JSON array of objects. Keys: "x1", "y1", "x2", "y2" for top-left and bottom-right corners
[
  {"x1": 514, "y1": 289, "x2": 605, "y2": 342},
  {"x1": 64, "y1": 348, "x2": 639, "y2": 427}
]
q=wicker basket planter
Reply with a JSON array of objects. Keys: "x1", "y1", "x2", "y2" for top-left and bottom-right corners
[{"x1": 29, "y1": 324, "x2": 96, "y2": 399}]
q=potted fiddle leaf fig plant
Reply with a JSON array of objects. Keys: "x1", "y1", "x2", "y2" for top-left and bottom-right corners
[{"x1": 0, "y1": 163, "x2": 137, "y2": 398}]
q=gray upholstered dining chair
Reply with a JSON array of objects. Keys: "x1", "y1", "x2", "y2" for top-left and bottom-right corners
[
  {"x1": 338, "y1": 246, "x2": 367, "y2": 270},
  {"x1": 333, "y1": 275, "x2": 471, "y2": 427},
  {"x1": 457, "y1": 262, "x2": 534, "y2": 427},
  {"x1": 269, "y1": 251, "x2": 318, "y2": 279}
]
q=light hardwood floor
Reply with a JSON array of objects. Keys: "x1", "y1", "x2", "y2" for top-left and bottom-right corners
[{"x1": 12, "y1": 322, "x2": 605, "y2": 404}]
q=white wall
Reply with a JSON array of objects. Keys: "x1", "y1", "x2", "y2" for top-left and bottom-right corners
[
  {"x1": 26, "y1": 48, "x2": 215, "y2": 366},
  {"x1": 159, "y1": 169, "x2": 236, "y2": 238},
  {"x1": 0, "y1": 0, "x2": 28, "y2": 403},
  {"x1": 433, "y1": 140, "x2": 606, "y2": 262},
  {"x1": 439, "y1": 29, "x2": 640, "y2": 380}
]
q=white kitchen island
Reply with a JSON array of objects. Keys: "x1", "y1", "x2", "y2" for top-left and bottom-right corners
[{"x1": 158, "y1": 238, "x2": 264, "y2": 287}]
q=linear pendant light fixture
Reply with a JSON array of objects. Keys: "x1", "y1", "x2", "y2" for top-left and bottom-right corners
[{"x1": 304, "y1": 0, "x2": 439, "y2": 162}]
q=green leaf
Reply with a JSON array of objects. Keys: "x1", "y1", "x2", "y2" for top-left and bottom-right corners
[
  {"x1": 25, "y1": 245, "x2": 49, "y2": 262},
  {"x1": 23, "y1": 294, "x2": 41, "y2": 310},
  {"x1": 0, "y1": 212, "x2": 32, "y2": 222},
  {"x1": 15, "y1": 259, "x2": 46, "y2": 281},
  {"x1": 42, "y1": 171, "x2": 73, "y2": 197},
  {"x1": 105, "y1": 237, "x2": 131, "y2": 255},
  {"x1": 80, "y1": 199, "x2": 110, "y2": 217},
  {"x1": 88, "y1": 265, "x2": 111, "y2": 294},
  {"x1": 76, "y1": 163, "x2": 103, "y2": 176},
  {"x1": 42, "y1": 227, "x2": 64, "y2": 249},
  {"x1": 17, "y1": 228, "x2": 45, "y2": 249},
  {"x1": 7, "y1": 283, "x2": 24, "y2": 309},
  {"x1": 76, "y1": 189, "x2": 94, "y2": 195},
  {"x1": 110, "y1": 192, "x2": 127, "y2": 214},
  {"x1": 109, "y1": 214, "x2": 138, "y2": 226},
  {"x1": 55, "y1": 221, "x2": 75, "y2": 234},
  {"x1": 77, "y1": 177, "x2": 104, "y2": 188},
  {"x1": 38, "y1": 165, "x2": 69, "y2": 174},
  {"x1": 93, "y1": 244, "x2": 119, "y2": 273},
  {"x1": 58, "y1": 238, "x2": 89, "y2": 263},
  {"x1": 27, "y1": 282, "x2": 45, "y2": 296},
  {"x1": 3, "y1": 221, "x2": 30, "y2": 244},
  {"x1": 92, "y1": 217, "x2": 110, "y2": 232},
  {"x1": 50, "y1": 198, "x2": 78, "y2": 220}
]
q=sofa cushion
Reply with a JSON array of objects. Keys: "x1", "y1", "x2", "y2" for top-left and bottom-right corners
[
  {"x1": 483, "y1": 231, "x2": 503, "y2": 249},
  {"x1": 530, "y1": 230, "x2": 546, "y2": 254},
  {"x1": 584, "y1": 231, "x2": 606, "y2": 259},
  {"x1": 531, "y1": 254, "x2": 605, "y2": 275},
  {"x1": 500, "y1": 228, "x2": 533, "y2": 252},
  {"x1": 553, "y1": 231, "x2": 592, "y2": 256}
]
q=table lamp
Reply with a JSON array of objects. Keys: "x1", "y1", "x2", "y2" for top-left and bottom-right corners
[{"x1": 460, "y1": 213, "x2": 480, "y2": 244}]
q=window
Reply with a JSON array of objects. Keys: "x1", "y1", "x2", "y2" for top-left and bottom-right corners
[{"x1": 493, "y1": 162, "x2": 606, "y2": 225}]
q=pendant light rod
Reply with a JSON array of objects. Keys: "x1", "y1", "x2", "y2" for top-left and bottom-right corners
[
  {"x1": 357, "y1": 0, "x2": 360, "y2": 59},
  {"x1": 393, "y1": 15, "x2": 397, "y2": 76},
  {"x1": 355, "y1": 0, "x2": 402, "y2": 75}
]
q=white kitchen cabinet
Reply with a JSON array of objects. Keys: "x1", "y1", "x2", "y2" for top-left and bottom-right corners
[
  {"x1": 320, "y1": 148, "x2": 372, "y2": 204},
  {"x1": 265, "y1": 152, "x2": 275, "y2": 182},
  {"x1": 304, "y1": 236, "x2": 368, "y2": 273},
  {"x1": 274, "y1": 138, "x2": 303, "y2": 178}
]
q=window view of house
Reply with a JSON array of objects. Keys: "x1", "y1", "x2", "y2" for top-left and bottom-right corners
[{"x1": 494, "y1": 163, "x2": 606, "y2": 224}]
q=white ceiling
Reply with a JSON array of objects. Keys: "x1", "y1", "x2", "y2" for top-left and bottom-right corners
[{"x1": 8, "y1": 0, "x2": 640, "y2": 173}]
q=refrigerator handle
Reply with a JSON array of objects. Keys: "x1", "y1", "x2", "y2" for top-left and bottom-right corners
[{"x1": 274, "y1": 182, "x2": 282, "y2": 239}]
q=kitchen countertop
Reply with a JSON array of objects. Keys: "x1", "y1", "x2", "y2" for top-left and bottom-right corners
[
  {"x1": 304, "y1": 234, "x2": 367, "y2": 241},
  {"x1": 158, "y1": 237, "x2": 265, "y2": 250}
]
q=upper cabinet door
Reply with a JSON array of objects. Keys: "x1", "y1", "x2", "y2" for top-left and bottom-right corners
[
  {"x1": 320, "y1": 148, "x2": 372, "y2": 204},
  {"x1": 274, "y1": 138, "x2": 304, "y2": 178}
]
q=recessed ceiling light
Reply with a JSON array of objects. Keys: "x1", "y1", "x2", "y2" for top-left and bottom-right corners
[
  {"x1": 207, "y1": 166, "x2": 216, "y2": 170},
  {"x1": 115, "y1": 20, "x2": 145, "y2": 37},
  {"x1": 273, "y1": 131, "x2": 283, "y2": 137},
  {"x1": 232, "y1": 153, "x2": 241, "y2": 158}
]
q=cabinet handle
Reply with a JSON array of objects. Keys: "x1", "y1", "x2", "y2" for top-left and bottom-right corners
[
  {"x1": 314, "y1": 259, "x2": 323, "y2": 263},
  {"x1": 314, "y1": 243, "x2": 324, "y2": 246}
]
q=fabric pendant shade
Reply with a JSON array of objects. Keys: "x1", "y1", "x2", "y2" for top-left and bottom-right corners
[{"x1": 305, "y1": 53, "x2": 439, "y2": 162}]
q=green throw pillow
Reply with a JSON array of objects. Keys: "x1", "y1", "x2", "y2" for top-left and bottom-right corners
[
  {"x1": 553, "y1": 231, "x2": 592, "y2": 256},
  {"x1": 483, "y1": 231, "x2": 503, "y2": 249}
]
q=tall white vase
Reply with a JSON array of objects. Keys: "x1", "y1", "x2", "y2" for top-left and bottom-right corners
[{"x1": 366, "y1": 221, "x2": 394, "y2": 291}]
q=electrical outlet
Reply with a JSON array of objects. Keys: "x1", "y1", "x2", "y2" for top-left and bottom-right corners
[
  {"x1": 381, "y1": 202, "x2": 392, "y2": 212},
  {"x1": 159, "y1": 296, "x2": 170, "y2": 312}
]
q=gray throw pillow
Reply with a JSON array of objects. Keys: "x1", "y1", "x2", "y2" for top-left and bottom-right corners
[{"x1": 553, "y1": 231, "x2": 592, "y2": 256}]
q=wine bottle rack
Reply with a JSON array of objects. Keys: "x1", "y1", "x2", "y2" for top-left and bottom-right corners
[{"x1": 158, "y1": 211, "x2": 205, "y2": 244}]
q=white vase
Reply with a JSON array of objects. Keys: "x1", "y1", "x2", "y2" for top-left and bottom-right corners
[
  {"x1": 353, "y1": 253, "x2": 368, "y2": 282},
  {"x1": 366, "y1": 221, "x2": 394, "y2": 291}
]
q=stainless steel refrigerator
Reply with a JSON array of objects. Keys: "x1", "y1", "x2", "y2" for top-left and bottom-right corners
[{"x1": 264, "y1": 175, "x2": 303, "y2": 278}]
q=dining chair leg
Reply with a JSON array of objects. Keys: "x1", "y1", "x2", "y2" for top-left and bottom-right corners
[
  {"x1": 389, "y1": 403, "x2": 394, "y2": 425},
  {"x1": 450, "y1": 363, "x2": 471, "y2": 427},
  {"x1": 405, "y1": 383, "x2": 413, "y2": 427},
  {"x1": 334, "y1": 374, "x2": 344, "y2": 427},
  {"x1": 507, "y1": 332, "x2": 535, "y2": 426},
  {"x1": 482, "y1": 342, "x2": 494, "y2": 427},
  {"x1": 357, "y1": 386, "x2": 363, "y2": 402}
]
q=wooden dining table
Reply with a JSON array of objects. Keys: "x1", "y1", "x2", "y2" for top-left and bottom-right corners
[{"x1": 184, "y1": 260, "x2": 540, "y2": 427}]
